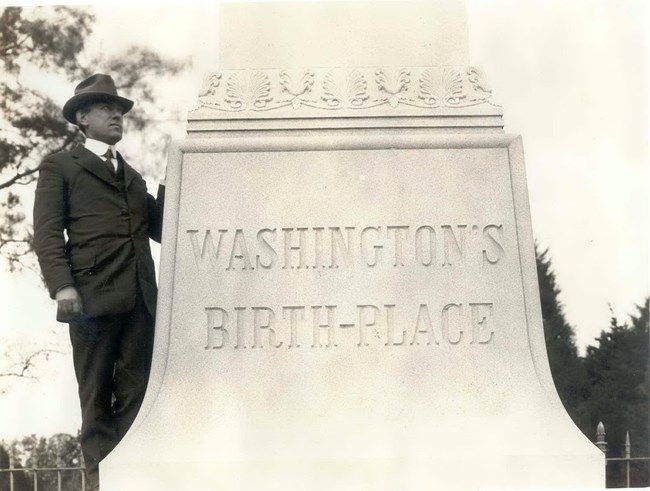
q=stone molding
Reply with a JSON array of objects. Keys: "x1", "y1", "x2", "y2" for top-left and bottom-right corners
[{"x1": 192, "y1": 66, "x2": 498, "y2": 115}]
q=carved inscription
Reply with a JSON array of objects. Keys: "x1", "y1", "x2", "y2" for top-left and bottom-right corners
[
  {"x1": 187, "y1": 224, "x2": 505, "y2": 271},
  {"x1": 205, "y1": 302, "x2": 495, "y2": 350},
  {"x1": 190, "y1": 223, "x2": 505, "y2": 350}
]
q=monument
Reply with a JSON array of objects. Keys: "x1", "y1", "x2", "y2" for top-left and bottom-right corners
[{"x1": 102, "y1": 2, "x2": 604, "y2": 489}]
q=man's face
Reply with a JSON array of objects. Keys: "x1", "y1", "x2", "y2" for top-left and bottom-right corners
[{"x1": 78, "y1": 101, "x2": 124, "y2": 144}]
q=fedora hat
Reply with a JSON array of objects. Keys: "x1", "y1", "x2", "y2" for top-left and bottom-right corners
[{"x1": 62, "y1": 73, "x2": 134, "y2": 124}]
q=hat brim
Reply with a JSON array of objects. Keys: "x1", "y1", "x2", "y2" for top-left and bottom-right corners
[{"x1": 63, "y1": 92, "x2": 134, "y2": 124}]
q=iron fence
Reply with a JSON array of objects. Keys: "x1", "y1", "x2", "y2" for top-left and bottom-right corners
[
  {"x1": 0, "y1": 466, "x2": 86, "y2": 491},
  {"x1": 1, "y1": 423, "x2": 648, "y2": 489},
  {"x1": 596, "y1": 422, "x2": 650, "y2": 488}
]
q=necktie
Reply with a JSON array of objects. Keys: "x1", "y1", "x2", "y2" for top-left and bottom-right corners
[{"x1": 103, "y1": 149, "x2": 116, "y2": 175}]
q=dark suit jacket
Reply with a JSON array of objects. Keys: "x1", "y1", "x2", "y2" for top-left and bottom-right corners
[{"x1": 33, "y1": 144, "x2": 164, "y2": 318}]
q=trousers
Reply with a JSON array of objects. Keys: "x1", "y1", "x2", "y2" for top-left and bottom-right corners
[{"x1": 69, "y1": 289, "x2": 154, "y2": 486}]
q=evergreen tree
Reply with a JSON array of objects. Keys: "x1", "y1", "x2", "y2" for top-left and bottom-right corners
[
  {"x1": 0, "y1": 6, "x2": 187, "y2": 271},
  {"x1": 0, "y1": 6, "x2": 188, "y2": 392},
  {"x1": 536, "y1": 246, "x2": 586, "y2": 419},
  {"x1": 580, "y1": 299, "x2": 649, "y2": 487}
]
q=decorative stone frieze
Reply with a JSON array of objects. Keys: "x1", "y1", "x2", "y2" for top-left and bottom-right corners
[{"x1": 192, "y1": 66, "x2": 498, "y2": 114}]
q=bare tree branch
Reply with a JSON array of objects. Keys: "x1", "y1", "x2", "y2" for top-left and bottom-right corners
[
  {"x1": 0, "y1": 238, "x2": 31, "y2": 244},
  {"x1": 0, "y1": 348, "x2": 61, "y2": 379},
  {"x1": 0, "y1": 129, "x2": 78, "y2": 190},
  {"x1": 0, "y1": 167, "x2": 38, "y2": 190},
  {"x1": 0, "y1": 35, "x2": 30, "y2": 57}
]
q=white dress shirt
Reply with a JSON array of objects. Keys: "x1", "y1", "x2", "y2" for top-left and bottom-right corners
[{"x1": 85, "y1": 138, "x2": 118, "y2": 172}]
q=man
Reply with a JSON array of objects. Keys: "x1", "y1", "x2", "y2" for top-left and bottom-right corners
[{"x1": 33, "y1": 74, "x2": 164, "y2": 489}]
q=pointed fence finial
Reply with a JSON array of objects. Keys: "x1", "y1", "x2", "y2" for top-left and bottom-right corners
[
  {"x1": 596, "y1": 422, "x2": 607, "y2": 454},
  {"x1": 625, "y1": 431, "x2": 631, "y2": 459}
]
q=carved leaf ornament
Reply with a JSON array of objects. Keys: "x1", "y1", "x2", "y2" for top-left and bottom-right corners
[
  {"x1": 196, "y1": 66, "x2": 496, "y2": 112},
  {"x1": 375, "y1": 69, "x2": 411, "y2": 108},
  {"x1": 224, "y1": 71, "x2": 272, "y2": 110},
  {"x1": 419, "y1": 68, "x2": 464, "y2": 107},
  {"x1": 280, "y1": 70, "x2": 315, "y2": 109},
  {"x1": 198, "y1": 73, "x2": 221, "y2": 98}
]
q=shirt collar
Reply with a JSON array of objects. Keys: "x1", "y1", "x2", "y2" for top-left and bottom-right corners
[{"x1": 84, "y1": 138, "x2": 116, "y2": 159}]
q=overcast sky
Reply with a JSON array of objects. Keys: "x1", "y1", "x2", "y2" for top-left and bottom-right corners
[{"x1": 0, "y1": 0, "x2": 647, "y2": 440}]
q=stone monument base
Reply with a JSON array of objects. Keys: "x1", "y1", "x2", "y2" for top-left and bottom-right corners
[
  {"x1": 105, "y1": 455, "x2": 601, "y2": 491},
  {"x1": 103, "y1": 3, "x2": 604, "y2": 488},
  {"x1": 102, "y1": 134, "x2": 604, "y2": 490}
]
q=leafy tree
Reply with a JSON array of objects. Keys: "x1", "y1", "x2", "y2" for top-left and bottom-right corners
[
  {"x1": 1, "y1": 432, "x2": 82, "y2": 491},
  {"x1": 0, "y1": 6, "x2": 188, "y2": 271},
  {"x1": 0, "y1": 444, "x2": 32, "y2": 491},
  {"x1": 536, "y1": 246, "x2": 586, "y2": 420}
]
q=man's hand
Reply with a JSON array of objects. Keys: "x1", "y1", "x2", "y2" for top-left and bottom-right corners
[{"x1": 55, "y1": 286, "x2": 83, "y2": 316}]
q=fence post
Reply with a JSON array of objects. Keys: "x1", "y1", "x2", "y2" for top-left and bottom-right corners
[
  {"x1": 625, "y1": 431, "x2": 631, "y2": 488},
  {"x1": 596, "y1": 421, "x2": 607, "y2": 454},
  {"x1": 9, "y1": 464, "x2": 15, "y2": 491}
]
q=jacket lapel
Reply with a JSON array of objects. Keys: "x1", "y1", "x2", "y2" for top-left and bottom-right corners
[
  {"x1": 71, "y1": 145, "x2": 119, "y2": 188},
  {"x1": 118, "y1": 152, "x2": 137, "y2": 188}
]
